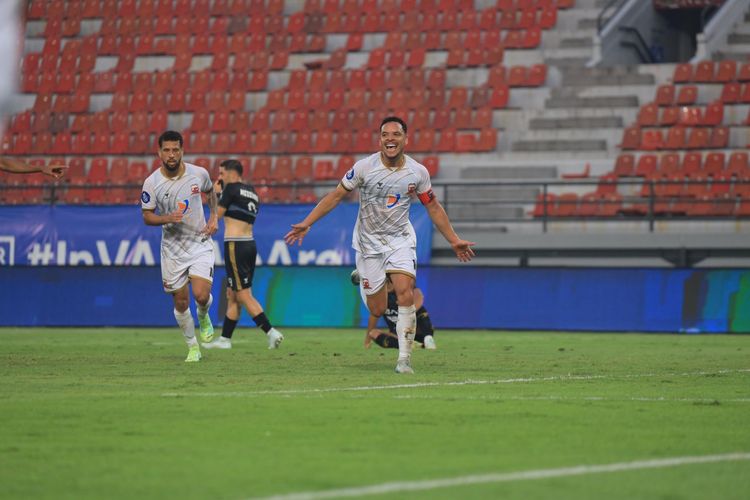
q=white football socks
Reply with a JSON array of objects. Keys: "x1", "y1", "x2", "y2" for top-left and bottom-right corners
[
  {"x1": 196, "y1": 293, "x2": 213, "y2": 318},
  {"x1": 396, "y1": 305, "x2": 416, "y2": 361},
  {"x1": 174, "y1": 308, "x2": 197, "y2": 347}
]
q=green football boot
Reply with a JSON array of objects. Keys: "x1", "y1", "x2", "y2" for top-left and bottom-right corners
[
  {"x1": 198, "y1": 313, "x2": 214, "y2": 343},
  {"x1": 185, "y1": 344, "x2": 202, "y2": 363}
]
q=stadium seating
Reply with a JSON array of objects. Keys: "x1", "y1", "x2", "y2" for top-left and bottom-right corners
[
  {"x1": 6, "y1": 0, "x2": 561, "y2": 203},
  {"x1": 10, "y1": 0, "x2": 745, "y2": 220}
]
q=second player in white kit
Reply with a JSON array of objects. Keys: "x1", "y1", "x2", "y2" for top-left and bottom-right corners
[{"x1": 141, "y1": 131, "x2": 219, "y2": 362}]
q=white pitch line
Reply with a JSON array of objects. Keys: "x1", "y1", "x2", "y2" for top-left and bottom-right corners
[
  {"x1": 160, "y1": 368, "x2": 750, "y2": 398},
  {"x1": 392, "y1": 395, "x2": 750, "y2": 403},
  {"x1": 250, "y1": 452, "x2": 750, "y2": 500}
]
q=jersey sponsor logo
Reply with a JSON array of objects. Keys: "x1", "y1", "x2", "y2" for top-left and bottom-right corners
[
  {"x1": 177, "y1": 199, "x2": 190, "y2": 213},
  {"x1": 141, "y1": 191, "x2": 151, "y2": 203},
  {"x1": 386, "y1": 193, "x2": 401, "y2": 208},
  {"x1": 345, "y1": 168, "x2": 355, "y2": 180},
  {"x1": 191, "y1": 184, "x2": 200, "y2": 195}
]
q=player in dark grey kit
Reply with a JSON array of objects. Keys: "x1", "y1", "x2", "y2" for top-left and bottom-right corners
[{"x1": 202, "y1": 159, "x2": 283, "y2": 350}]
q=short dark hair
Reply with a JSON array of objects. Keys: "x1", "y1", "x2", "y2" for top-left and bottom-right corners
[
  {"x1": 220, "y1": 159, "x2": 243, "y2": 176},
  {"x1": 158, "y1": 130, "x2": 183, "y2": 148},
  {"x1": 380, "y1": 116, "x2": 407, "y2": 134}
]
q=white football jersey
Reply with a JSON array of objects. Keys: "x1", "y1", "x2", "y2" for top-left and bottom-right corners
[
  {"x1": 341, "y1": 153, "x2": 433, "y2": 255},
  {"x1": 141, "y1": 162, "x2": 214, "y2": 261}
]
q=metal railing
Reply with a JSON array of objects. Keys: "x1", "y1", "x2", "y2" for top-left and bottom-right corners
[
  {"x1": 618, "y1": 26, "x2": 654, "y2": 64},
  {"x1": 1, "y1": 178, "x2": 749, "y2": 234},
  {"x1": 597, "y1": 0, "x2": 631, "y2": 33}
]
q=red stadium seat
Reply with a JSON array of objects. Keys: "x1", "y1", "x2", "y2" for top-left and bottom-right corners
[
  {"x1": 665, "y1": 127, "x2": 688, "y2": 150},
  {"x1": 682, "y1": 152, "x2": 703, "y2": 174},
  {"x1": 709, "y1": 126, "x2": 729, "y2": 149},
  {"x1": 676, "y1": 85, "x2": 698, "y2": 105},
  {"x1": 613, "y1": 154, "x2": 635, "y2": 177},
  {"x1": 655, "y1": 84, "x2": 675, "y2": 106},
  {"x1": 673, "y1": 63, "x2": 693, "y2": 83},
  {"x1": 727, "y1": 151, "x2": 749, "y2": 176},
  {"x1": 714, "y1": 60, "x2": 737, "y2": 82},
  {"x1": 693, "y1": 61, "x2": 715, "y2": 83},
  {"x1": 720, "y1": 82, "x2": 741, "y2": 103},
  {"x1": 620, "y1": 126, "x2": 641, "y2": 150},
  {"x1": 637, "y1": 103, "x2": 659, "y2": 127},
  {"x1": 635, "y1": 154, "x2": 657, "y2": 177}
]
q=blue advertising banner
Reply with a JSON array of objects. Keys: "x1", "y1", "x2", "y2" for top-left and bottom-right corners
[
  {"x1": 0, "y1": 204, "x2": 433, "y2": 266},
  {"x1": 2, "y1": 266, "x2": 749, "y2": 332}
]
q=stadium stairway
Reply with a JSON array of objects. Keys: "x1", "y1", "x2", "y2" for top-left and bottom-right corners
[
  {"x1": 444, "y1": 0, "x2": 640, "y2": 226},
  {"x1": 715, "y1": 8, "x2": 750, "y2": 61}
]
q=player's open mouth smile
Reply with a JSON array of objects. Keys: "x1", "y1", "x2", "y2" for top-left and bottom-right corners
[{"x1": 385, "y1": 143, "x2": 397, "y2": 151}]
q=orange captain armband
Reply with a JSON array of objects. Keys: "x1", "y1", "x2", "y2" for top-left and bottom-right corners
[{"x1": 417, "y1": 188, "x2": 436, "y2": 205}]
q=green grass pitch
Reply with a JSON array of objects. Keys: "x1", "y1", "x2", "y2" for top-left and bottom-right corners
[{"x1": 1, "y1": 328, "x2": 748, "y2": 500}]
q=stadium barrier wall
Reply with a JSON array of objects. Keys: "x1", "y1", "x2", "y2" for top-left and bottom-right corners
[{"x1": 2, "y1": 265, "x2": 749, "y2": 332}]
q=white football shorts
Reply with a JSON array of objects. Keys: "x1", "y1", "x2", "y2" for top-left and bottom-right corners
[
  {"x1": 356, "y1": 246, "x2": 417, "y2": 298},
  {"x1": 161, "y1": 248, "x2": 214, "y2": 293}
]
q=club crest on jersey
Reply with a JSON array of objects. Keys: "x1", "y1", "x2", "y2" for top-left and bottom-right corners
[
  {"x1": 141, "y1": 191, "x2": 150, "y2": 203},
  {"x1": 178, "y1": 199, "x2": 190, "y2": 213},
  {"x1": 345, "y1": 168, "x2": 355, "y2": 180},
  {"x1": 386, "y1": 193, "x2": 401, "y2": 208},
  {"x1": 191, "y1": 184, "x2": 200, "y2": 195}
]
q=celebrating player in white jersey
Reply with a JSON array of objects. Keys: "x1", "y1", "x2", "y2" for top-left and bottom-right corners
[
  {"x1": 141, "y1": 131, "x2": 219, "y2": 362},
  {"x1": 285, "y1": 116, "x2": 475, "y2": 374}
]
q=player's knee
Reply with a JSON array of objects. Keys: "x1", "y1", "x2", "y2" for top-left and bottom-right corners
[
  {"x1": 173, "y1": 298, "x2": 190, "y2": 312},
  {"x1": 194, "y1": 290, "x2": 211, "y2": 306},
  {"x1": 370, "y1": 304, "x2": 386, "y2": 317},
  {"x1": 395, "y1": 289, "x2": 414, "y2": 307}
]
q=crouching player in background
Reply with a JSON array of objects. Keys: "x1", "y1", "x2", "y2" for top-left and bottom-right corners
[
  {"x1": 351, "y1": 270, "x2": 436, "y2": 350},
  {"x1": 202, "y1": 159, "x2": 283, "y2": 350}
]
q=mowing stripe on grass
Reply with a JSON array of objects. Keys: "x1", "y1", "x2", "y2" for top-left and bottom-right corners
[
  {"x1": 252, "y1": 452, "x2": 750, "y2": 500},
  {"x1": 161, "y1": 368, "x2": 750, "y2": 398}
]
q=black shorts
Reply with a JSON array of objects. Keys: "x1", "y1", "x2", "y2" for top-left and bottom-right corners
[{"x1": 224, "y1": 239, "x2": 257, "y2": 291}]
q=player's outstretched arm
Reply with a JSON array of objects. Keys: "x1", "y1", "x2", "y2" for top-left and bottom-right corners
[
  {"x1": 0, "y1": 157, "x2": 67, "y2": 179},
  {"x1": 42, "y1": 162, "x2": 67, "y2": 179},
  {"x1": 449, "y1": 238, "x2": 476, "y2": 262},
  {"x1": 424, "y1": 198, "x2": 475, "y2": 262},
  {"x1": 284, "y1": 184, "x2": 349, "y2": 246}
]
